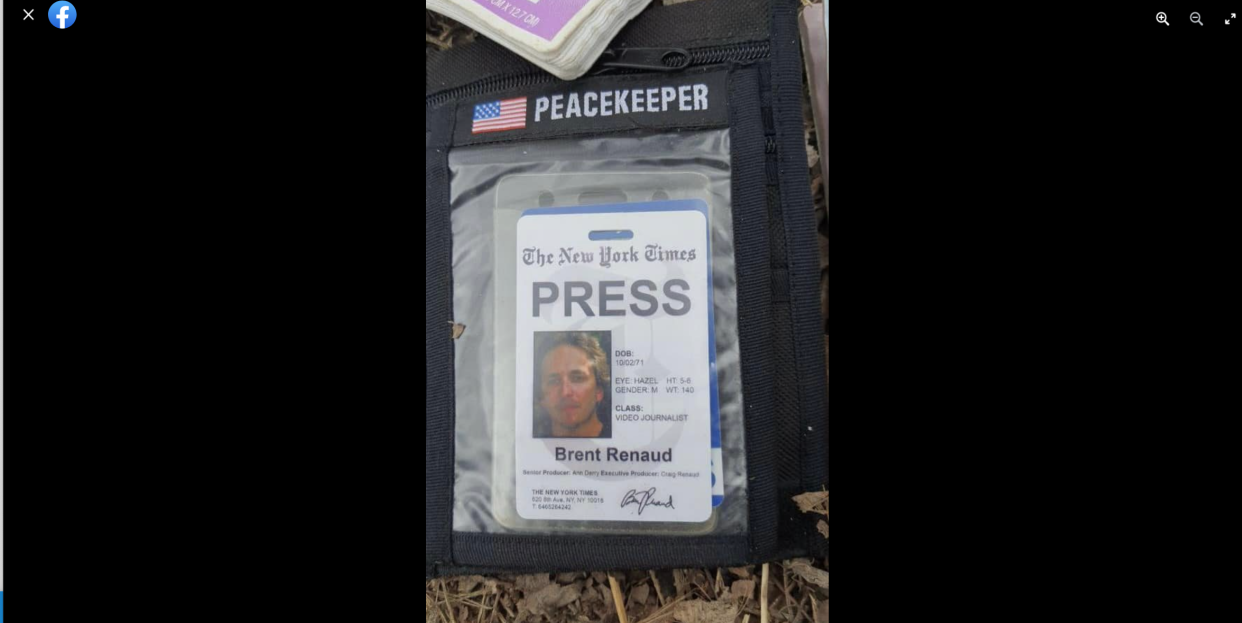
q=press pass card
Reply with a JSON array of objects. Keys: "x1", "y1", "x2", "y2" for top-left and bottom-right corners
[{"x1": 513, "y1": 200, "x2": 722, "y2": 522}]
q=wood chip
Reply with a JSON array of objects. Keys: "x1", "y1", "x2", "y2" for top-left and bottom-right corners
[
  {"x1": 519, "y1": 582, "x2": 582, "y2": 617},
  {"x1": 814, "y1": 599, "x2": 829, "y2": 623},
  {"x1": 792, "y1": 491, "x2": 829, "y2": 516},
  {"x1": 456, "y1": 575, "x2": 486, "y2": 594},
  {"x1": 785, "y1": 559, "x2": 830, "y2": 591},
  {"x1": 686, "y1": 570, "x2": 709, "y2": 597},
  {"x1": 602, "y1": 579, "x2": 615, "y2": 610},
  {"x1": 557, "y1": 572, "x2": 582, "y2": 583},
  {"x1": 449, "y1": 321, "x2": 466, "y2": 339},
  {"x1": 515, "y1": 573, "x2": 553, "y2": 595},
  {"x1": 760, "y1": 564, "x2": 770, "y2": 623},
  {"x1": 425, "y1": 32, "x2": 449, "y2": 50},
  {"x1": 672, "y1": 569, "x2": 689, "y2": 596},
  {"x1": 731, "y1": 580, "x2": 755, "y2": 600},
  {"x1": 816, "y1": 520, "x2": 829, "y2": 540},
  {"x1": 648, "y1": 570, "x2": 666, "y2": 606},
  {"x1": 608, "y1": 573, "x2": 629, "y2": 623},
  {"x1": 629, "y1": 583, "x2": 650, "y2": 607},
  {"x1": 728, "y1": 567, "x2": 752, "y2": 579},
  {"x1": 672, "y1": 600, "x2": 738, "y2": 623}
]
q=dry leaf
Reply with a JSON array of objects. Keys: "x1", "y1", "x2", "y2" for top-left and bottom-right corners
[
  {"x1": 785, "y1": 559, "x2": 830, "y2": 591},
  {"x1": 448, "y1": 321, "x2": 466, "y2": 339},
  {"x1": 425, "y1": 32, "x2": 449, "y2": 50},
  {"x1": 817, "y1": 520, "x2": 830, "y2": 539},
  {"x1": 515, "y1": 573, "x2": 553, "y2": 595},
  {"x1": 792, "y1": 491, "x2": 829, "y2": 516},
  {"x1": 519, "y1": 582, "x2": 581, "y2": 617},
  {"x1": 629, "y1": 583, "x2": 650, "y2": 607},
  {"x1": 686, "y1": 569, "x2": 709, "y2": 594},
  {"x1": 730, "y1": 579, "x2": 755, "y2": 600},
  {"x1": 456, "y1": 575, "x2": 487, "y2": 593},
  {"x1": 672, "y1": 599, "x2": 738, "y2": 623},
  {"x1": 602, "y1": 580, "x2": 614, "y2": 610},
  {"x1": 580, "y1": 586, "x2": 609, "y2": 620},
  {"x1": 672, "y1": 569, "x2": 689, "y2": 596},
  {"x1": 649, "y1": 570, "x2": 667, "y2": 605},
  {"x1": 815, "y1": 598, "x2": 829, "y2": 623}
]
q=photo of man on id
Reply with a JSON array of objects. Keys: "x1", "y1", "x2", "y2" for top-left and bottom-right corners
[{"x1": 533, "y1": 331, "x2": 613, "y2": 439}]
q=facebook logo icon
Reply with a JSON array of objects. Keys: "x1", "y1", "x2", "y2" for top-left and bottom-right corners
[{"x1": 48, "y1": 1, "x2": 77, "y2": 29}]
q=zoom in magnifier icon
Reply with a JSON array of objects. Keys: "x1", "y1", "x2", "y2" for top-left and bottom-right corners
[
  {"x1": 1191, "y1": 12, "x2": 1203, "y2": 25},
  {"x1": 1157, "y1": 12, "x2": 1169, "y2": 25}
]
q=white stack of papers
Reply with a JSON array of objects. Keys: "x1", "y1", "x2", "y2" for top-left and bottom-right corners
[{"x1": 428, "y1": 0, "x2": 653, "y2": 80}]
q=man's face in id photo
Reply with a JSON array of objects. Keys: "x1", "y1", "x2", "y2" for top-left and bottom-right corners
[{"x1": 540, "y1": 344, "x2": 603, "y2": 435}]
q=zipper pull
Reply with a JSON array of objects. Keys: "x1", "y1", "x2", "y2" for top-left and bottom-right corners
[{"x1": 594, "y1": 47, "x2": 691, "y2": 74}]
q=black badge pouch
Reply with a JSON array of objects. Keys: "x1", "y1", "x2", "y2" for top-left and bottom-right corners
[{"x1": 427, "y1": 0, "x2": 827, "y2": 577}]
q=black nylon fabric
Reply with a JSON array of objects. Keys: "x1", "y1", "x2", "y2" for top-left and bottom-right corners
[
  {"x1": 609, "y1": 0, "x2": 771, "y2": 48},
  {"x1": 727, "y1": 67, "x2": 778, "y2": 560},
  {"x1": 452, "y1": 534, "x2": 750, "y2": 575},
  {"x1": 426, "y1": 37, "x2": 538, "y2": 94},
  {"x1": 425, "y1": 0, "x2": 772, "y2": 96},
  {"x1": 424, "y1": 0, "x2": 828, "y2": 577},
  {"x1": 768, "y1": 0, "x2": 828, "y2": 552},
  {"x1": 426, "y1": 105, "x2": 456, "y2": 577}
]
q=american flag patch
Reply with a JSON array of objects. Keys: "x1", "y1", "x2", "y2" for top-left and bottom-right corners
[{"x1": 472, "y1": 98, "x2": 528, "y2": 134}]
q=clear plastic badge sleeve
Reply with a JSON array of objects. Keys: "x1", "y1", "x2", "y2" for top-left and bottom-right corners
[{"x1": 449, "y1": 130, "x2": 747, "y2": 535}]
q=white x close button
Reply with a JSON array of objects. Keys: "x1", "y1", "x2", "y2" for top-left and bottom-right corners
[{"x1": 23, "y1": 9, "x2": 34, "y2": 20}]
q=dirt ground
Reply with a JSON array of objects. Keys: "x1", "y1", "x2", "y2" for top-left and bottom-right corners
[
  {"x1": 427, "y1": 2, "x2": 828, "y2": 620},
  {"x1": 426, "y1": 491, "x2": 827, "y2": 623}
]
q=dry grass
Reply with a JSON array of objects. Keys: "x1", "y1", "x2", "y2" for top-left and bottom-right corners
[
  {"x1": 427, "y1": 3, "x2": 828, "y2": 619},
  {"x1": 426, "y1": 492, "x2": 827, "y2": 623},
  {"x1": 427, "y1": 554, "x2": 828, "y2": 623}
]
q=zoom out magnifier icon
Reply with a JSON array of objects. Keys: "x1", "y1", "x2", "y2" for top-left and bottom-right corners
[
  {"x1": 1157, "y1": 12, "x2": 1169, "y2": 25},
  {"x1": 1191, "y1": 12, "x2": 1203, "y2": 25}
]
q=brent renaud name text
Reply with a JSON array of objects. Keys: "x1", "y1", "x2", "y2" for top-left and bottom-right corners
[{"x1": 555, "y1": 447, "x2": 674, "y2": 462}]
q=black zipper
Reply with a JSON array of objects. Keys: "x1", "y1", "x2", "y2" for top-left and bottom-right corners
[
  {"x1": 426, "y1": 72, "x2": 559, "y2": 109},
  {"x1": 684, "y1": 41, "x2": 771, "y2": 67},
  {"x1": 426, "y1": 41, "x2": 770, "y2": 108}
]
